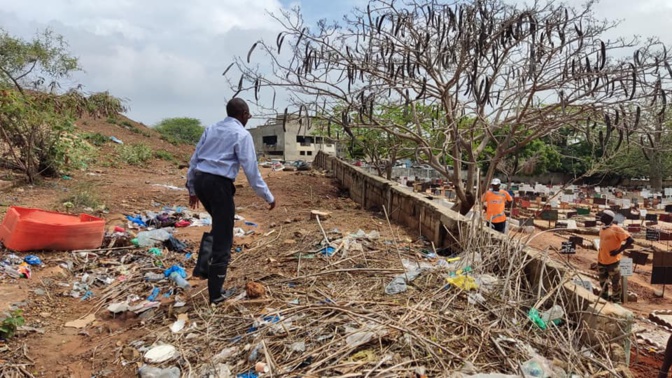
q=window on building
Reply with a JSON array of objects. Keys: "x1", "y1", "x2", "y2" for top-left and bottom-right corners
[
  {"x1": 307, "y1": 151, "x2": 313, "y2": 156},
  {"x1": 262, "y1": 135, "x2": 278, "y2": 145},
  {"x1": 296, "y1": 136, "x2": 313, "y2": 146},
  {"x1": 300, "y1": 151, "x2": 306, "y2": 156}
]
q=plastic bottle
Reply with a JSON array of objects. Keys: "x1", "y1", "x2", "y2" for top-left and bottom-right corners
[
  {"x1": 144, "y1": 272, "x2": 165, "y2": 281},
  {"x1": 169, "y1": 272, "x2": 191, "y2": 289},
  {"x1": 136, "y1": 229, "x2": 172, "y2": 247}
]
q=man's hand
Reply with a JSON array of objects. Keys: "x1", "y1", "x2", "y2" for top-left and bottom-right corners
[
  {"x1": 189, "y1": 195, "x2": 200, "y2": 209},
  {"x1": 609, "y1": 249, "x2": 621, "y2": 257},
  {"x1": 268, "y1": 201, "x2": 276, "y2": 210}
]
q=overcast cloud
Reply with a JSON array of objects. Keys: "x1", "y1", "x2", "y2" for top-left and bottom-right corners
[{"x1": 0, "y1": 0, "x2": 670, "y2": 127}]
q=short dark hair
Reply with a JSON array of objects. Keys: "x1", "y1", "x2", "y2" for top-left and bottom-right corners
[{"x1": 226, "y1": 98, "x2": 248, "y2": 118}]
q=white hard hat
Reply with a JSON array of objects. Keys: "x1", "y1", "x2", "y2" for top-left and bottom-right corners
[
  {"x1": 491, "y1": 178, "x2": 501, "y2": 185},
  {"x1": 602, "y1": 210, "x2": 615, "y2": 218}
]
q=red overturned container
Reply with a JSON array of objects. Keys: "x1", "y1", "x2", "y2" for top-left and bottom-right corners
[{"x1": 0, "y1": 206, "x2": 105, "y2": 252}]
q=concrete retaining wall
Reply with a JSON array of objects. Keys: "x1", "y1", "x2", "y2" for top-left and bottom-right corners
[{"x1": 314, "y1": 151, "x2": 634, "y2": 360}]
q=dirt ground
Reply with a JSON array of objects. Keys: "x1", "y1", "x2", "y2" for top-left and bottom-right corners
[
  {"x1": 519, "y1": 228, "x2": 672, "y2": 318},
  {"x1": 0, "y1": 116, "x2": 668, "y2": 377}
]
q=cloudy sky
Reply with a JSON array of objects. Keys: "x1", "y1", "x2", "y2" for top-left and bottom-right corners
[{"x1": 0, "y1": 0, "x2": 670, "y2": 128}]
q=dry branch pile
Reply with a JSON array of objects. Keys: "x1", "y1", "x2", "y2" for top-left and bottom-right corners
[{"x1": 0, "y1": 216, "x2": 633, "y2": 377}]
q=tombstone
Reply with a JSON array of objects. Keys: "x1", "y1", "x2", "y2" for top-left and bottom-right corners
[
  {"x1": 627, "y1": 224, "x2": 641, "y2": 233},
  {"x1": 594, "y1": 198, "x2": 607, "y2": 205},
  {"x1": 577, "y1": 207, "x2": 591, "y2": 216},
  {"x1": 567, "y1": 211, "x2": 578, "y2": 219},
  {"x1": 666, "y1": 204, "x2": 672, "y2": 213},
  {"x1": 517, "y1": 218, "x2": 535, "y2": 227},
  {"x1": 562, "y1": 194, "x2": 575, "y2": 203},
  {"x1": 560, "y1": 241, "x2": 576, "y2": 254},
  {"x1": 569, "y1": 235, "x2": 584, "y2": 246},
  {"x1": 646, "y1": 213, "x2": 658, "y2": 222},
  {"x1": 651, "y1": 251, "x2": 672, "y2": 285},
  {"x1": 629, "y1": 250, "x2": 649, "y2": 266},
  {"x1": 646, "y1": 228, "x2": 661, "y2": 241},
  {"x1": 540, "y1": 209, "x2": 559, "y2": 221},
  {"x1": 584, "y1": 220, "x2": 597, "y2": 227}
]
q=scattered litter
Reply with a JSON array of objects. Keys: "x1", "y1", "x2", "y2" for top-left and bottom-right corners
[
  {"x1": 144, "y1": 344, "x2": 178, "y2": 363},
  {"x1": 212, "y1": 347, "x2": 238, "y2": 363},
  {"x1": 137, "y1": 229, "x2": 172, "y2": 247},
  {"x1": 23, "y1": 255, "x2": 42, "y2": 266},
  {"x1": 540, "y1": 305, "x2": 565, "y2": 326},
  {"x1": 345, "y1": 323, "x2": 388, "y2": 348},
  {"x1": 385, "y1": 259, "x2": 434, "y2": 295},
  {"x1": 446, "y1": 274, "x2": 479, "y2": 291},
  {"x1": 138, "y1": 365, "x2": 180, "y2": 378},
  {"x1": 236, "y1": 372, "x2": 258, "y2": 378},
  {"x1": 320, "y1": 246, "x2": 336, "y2": 256},
  {"x1": 291, "y1": 341, "x2": 306, "y2": 352},
  {"x1": 151, "y1": 184, "x2": 187, "y2": 191},
  {"x1": 109, "y1": 136, "x2": 124, "y2": 144},
  {"x1": 107, "y1": 302, "x2": 130, "y2": 314},
  {"x1": 170, "y1": 314, "x2": 188, "y2": 333}
]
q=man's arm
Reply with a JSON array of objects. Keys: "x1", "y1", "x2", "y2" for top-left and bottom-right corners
[
  {"x1": 185, "y1": 129, "x2": 208, "y2": 196},
  {"x1": 236, "y1": 133, "x2": 275, "y2": 205},
  {"x1": 609, "y1": 232, "x2": 635, "y2": 256}
]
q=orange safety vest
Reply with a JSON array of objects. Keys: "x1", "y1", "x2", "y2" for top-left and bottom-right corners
[
  {"x1": 598, "y1": 225, "x2": 630, "y2": 265},
  {"x1": 482, "y1": 189, "x2": 513, "y2": 223}
]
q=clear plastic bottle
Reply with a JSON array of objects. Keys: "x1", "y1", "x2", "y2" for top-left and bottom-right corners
[{"x1": 169, "y1": 272, "x2": 190, "y2": 289}]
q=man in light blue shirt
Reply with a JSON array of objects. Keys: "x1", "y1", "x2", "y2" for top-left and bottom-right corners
[{"x1": 186, "y1": 98, "x2": 276, "y2": 304}]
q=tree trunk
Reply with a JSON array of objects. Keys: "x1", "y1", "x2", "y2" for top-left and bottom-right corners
[{"x1": 650, "y1": 151, "x2": 664, "y2": 192}]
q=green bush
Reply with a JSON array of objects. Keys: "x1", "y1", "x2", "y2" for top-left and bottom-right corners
[
  {"x1": 154, "y1": 117, "x2": 204, "y2": 145},
  {"x1": 82, "y1": 132, "x2": 108, "y2": 146},
  {"x1": 154, "y1": 150, "x2": 174, "y2": 161},
  {"x1": 61, "y1": 182, "x2": 103, "y2": 211},
  {"x1": 0, "y1": 309, "x2": 25, "y2": 339},
  {"x1": 106, "y1": 116, "x2": 118, "y2": 125},
  {"x1": 117, "y1": 144, "x2": 153, "y2": 165}
]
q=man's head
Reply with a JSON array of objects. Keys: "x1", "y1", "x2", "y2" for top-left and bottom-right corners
[
  {"x1": 491, "y1": 178, "x2": 501, "y2": 190},
  {"x1": 226, "y1": 98, "x2": 251, "y2": 126},
  {"x1": 600, "y1": 210, "x2": 615, "y2": 226}
]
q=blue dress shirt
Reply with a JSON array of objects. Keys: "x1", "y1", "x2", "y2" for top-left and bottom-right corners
[{"x1": 186, "y1": 117, "x2": 274, "y2": 204}]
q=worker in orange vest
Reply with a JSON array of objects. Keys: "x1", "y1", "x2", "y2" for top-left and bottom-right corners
[
  {"x1": 481, "y1": 178, "x2": 513, "y2": 233},
  {"x1": 597, "y1": 210, "x2": 634, "y2": 304}
]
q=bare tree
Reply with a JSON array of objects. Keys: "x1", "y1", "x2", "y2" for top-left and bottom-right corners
[{"x1": 230, "y1": 0, "x2": 670, "y2": 214}]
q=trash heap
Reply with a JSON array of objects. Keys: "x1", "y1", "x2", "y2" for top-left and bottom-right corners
[{"x1": 95, "y1": 220, "x2": 629, "y2": 378}]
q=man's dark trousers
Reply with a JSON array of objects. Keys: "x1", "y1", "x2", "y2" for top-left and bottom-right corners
[{"x1": 193, "y1": 171, "x2": 235, "y2": 303}]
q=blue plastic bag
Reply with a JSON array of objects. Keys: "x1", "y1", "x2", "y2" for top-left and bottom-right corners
[
  {"x1": 163, "y1": 265, "x2": 187, "y2": 278},
  {"x1": 24, "y1": 255, "x2": 42, "y2": 266}
]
